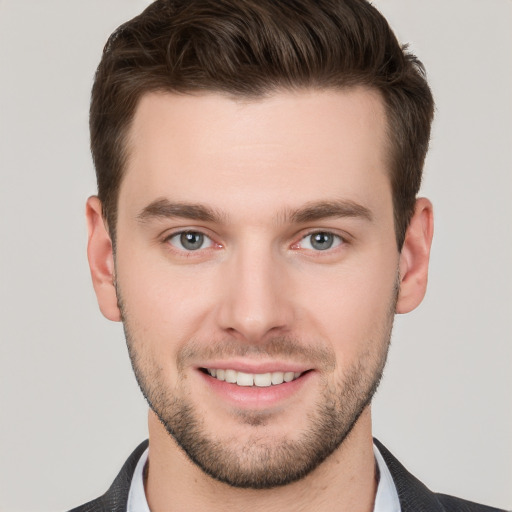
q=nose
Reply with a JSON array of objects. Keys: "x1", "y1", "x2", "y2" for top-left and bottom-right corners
[{"x1": 216, "y1": 243, "x2": 294, "y2": 343}]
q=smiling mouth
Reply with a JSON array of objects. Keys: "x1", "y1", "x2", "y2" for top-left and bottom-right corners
[{"x1": 201, "y1": 368, "x2": 307, "y2": 387}]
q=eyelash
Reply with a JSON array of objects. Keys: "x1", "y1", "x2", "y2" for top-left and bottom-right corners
[
  {"x1": 163, "y1": 229, "x2": 346, "y2": 255},
  {"x1": 165, "y1": 230, "x2": 219, "y2": 253},
  {"x1": 293, "y1": 231, "x2": 345, "y2": 252}
]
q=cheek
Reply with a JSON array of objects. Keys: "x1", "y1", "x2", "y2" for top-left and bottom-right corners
[
  {"x1": 115, "y1": 248, "x2": 218, "y2": 346},
  {"x1": 295, "y1": 257, "x2": 397, "y2": 356}
]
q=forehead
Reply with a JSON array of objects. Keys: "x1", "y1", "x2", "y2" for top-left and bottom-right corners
[{"x1": 120, "y1": 88, "x2": 391, "y2": 220}]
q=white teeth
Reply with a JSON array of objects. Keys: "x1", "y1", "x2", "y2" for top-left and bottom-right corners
[
  {"x1": 283, "y1": 372, "x2": 295, "y2": 382},
  {"x1": 225, "y1": 369, "x2": 237, "y2": 383},
  {"x1": 236, "y1": 371, "x2": 254, "y2": 386},
  {"x1": 271, "y1": 372, "x2": 284, "y2": 385},
  {"x1": 254, "y1": 373, "x2": 272, "y2": 387},
  {"x1": 206, "y1": 368, "x2": 303, "y2": 387}
]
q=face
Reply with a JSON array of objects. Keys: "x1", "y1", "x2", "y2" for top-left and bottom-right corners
[{"x1": 107, "y1": 89, "x2": 402, "y2": 487}]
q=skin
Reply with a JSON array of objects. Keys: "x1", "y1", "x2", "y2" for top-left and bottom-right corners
[{"x1": 86, "y1": 88, "x2": 433, "y2": 511}]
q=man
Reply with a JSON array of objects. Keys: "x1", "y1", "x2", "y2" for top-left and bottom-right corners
[{"x1": 71, "y1": 0, "x2": 506, "y2": 511}]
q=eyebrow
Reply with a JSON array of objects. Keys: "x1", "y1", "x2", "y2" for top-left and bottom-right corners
[
  {"x1": 137, "y1": 198, "x2": 372, "y2": 225},
  {"x1": 287, "y1": 199, "x2": 373, "y2": 224},
  {"x1": 137, "y1": 199, "x2": 226, "y2": 223}
]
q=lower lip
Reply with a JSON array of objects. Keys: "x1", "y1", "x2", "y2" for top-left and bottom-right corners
[{"x1": 198, "y1": 370, "x2": 314, "y2": 409}]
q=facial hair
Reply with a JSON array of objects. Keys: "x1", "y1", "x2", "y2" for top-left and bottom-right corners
[{"x1": 119, "y1": 285, "x2": 396, "y2": 489}]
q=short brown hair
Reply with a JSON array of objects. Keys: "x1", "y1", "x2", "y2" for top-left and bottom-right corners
[{"x1": 90, "y1": 0, "x2": 434, "y2": 248}]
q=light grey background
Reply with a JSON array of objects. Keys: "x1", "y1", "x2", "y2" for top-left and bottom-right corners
[{"x1": 0, "y1": 1, "x2": 510, "y2": 510}]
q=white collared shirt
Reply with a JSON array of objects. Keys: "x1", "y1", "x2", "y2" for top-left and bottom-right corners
[
  {"x1": 373, "y1": 443, "x2": 402, "y2": 512},
  {"x1": 127, "y1": 447, "x2": 150, "y2": 512},
  {"x1": 127, "y1": 443, "x2": 401, "y2": 512}
]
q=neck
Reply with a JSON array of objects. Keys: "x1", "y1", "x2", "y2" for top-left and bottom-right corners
[{"x1": 145, "y1": 407, "x2": 377, "y2": 512}]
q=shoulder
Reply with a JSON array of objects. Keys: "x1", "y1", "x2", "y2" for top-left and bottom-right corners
[
  {"x1": 435, "y1": 493, "x2": 509, "y2": 512},
  {"x1": 374, "y1": 438, "x2": 509, "y2": 512},
  {"x1": 67, "y1": 495, "x2": 110, "y2": 512},
  {"x1": 67, "y1": 440, "x2": 149, "y2": 512}
]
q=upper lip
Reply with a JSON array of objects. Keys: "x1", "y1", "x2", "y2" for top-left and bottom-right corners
[{"x1": 197, "y1": 359, "x2": 312, "y2": 374}]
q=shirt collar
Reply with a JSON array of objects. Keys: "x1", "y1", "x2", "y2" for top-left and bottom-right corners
[
  {"x1": 127, "y1": 446, "x2": 150, "y2": 512},
  {"x1": 373, "y1": 442, "x2": 401, "y2": 512},
  {"x1": 127, "y1": 443, "x2": 401, "y2": 512}
]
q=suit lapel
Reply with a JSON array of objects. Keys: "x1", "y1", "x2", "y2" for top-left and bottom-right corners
[
  {"x1": 374, "y1": 438, "x2": 444, "y2": 512},
  {"x1": 69, "y1": 440, "x2": 149, "y2": 512},
  {"x1": 73, "y1": 439, "x2": 447, "y2": 512}
]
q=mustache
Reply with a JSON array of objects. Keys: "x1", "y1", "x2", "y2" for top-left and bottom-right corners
[{"x1": 177, "y1": 336, "x2": 336, "y2": 372}]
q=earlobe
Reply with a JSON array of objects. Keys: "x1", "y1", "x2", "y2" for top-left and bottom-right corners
[
  {"x1": 396, "y1": 198, "x2": 434, "y2": 314},
  {"x1": 86, "y1": 196, "x2": 122, "y2": 322}
]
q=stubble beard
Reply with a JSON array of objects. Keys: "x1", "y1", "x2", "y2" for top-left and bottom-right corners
[{"x1": 120, "y1": 290, "x2": 396, "y2": 490}]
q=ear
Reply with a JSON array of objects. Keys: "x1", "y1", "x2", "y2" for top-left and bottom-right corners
[
  {"x1": 86, "y1": 196, "x2": 121, "y2": 321},
  {"x1": 396, "y1": 197, "x2": 434, "y2": 314}
]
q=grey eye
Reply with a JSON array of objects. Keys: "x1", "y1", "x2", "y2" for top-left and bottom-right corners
[
  {"x1": 180, "y1": 232, "x2": 204, "y2": 250},
  {"x1": 168, "y1": 231, "x2": 212, "y2": 251},
  {"x1": 301, "y1": 232, "x2": 342, "y2": 251},
  {"x1": 310, "y1": 232, "x2": 334, "y2": 250}
]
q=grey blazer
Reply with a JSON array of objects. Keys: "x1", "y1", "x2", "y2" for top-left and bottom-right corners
[{"x1": 68, "y1": 439, "x2": 507, "y2": 512}]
